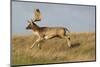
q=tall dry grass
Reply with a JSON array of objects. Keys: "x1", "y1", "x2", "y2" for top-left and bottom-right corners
[{"x1": 11, "y1": 32, "x2": 96, "y2": 65}]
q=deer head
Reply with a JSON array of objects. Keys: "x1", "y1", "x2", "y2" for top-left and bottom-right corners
[
  {"x1": 26, "y1": 19, "x2": 39, "y2": 30},
  {"x1": 26, "y1": 20, "x2": 33, "y2": 29}
]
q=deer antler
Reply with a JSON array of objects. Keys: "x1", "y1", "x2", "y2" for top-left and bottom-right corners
[{"x1": 33, "y1": 9, "x2": 41, "y2": 23}]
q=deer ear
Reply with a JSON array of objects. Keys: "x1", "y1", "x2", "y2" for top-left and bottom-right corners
[{"x1": 31, "y1": 19, "x2": 33, "y2": 22}]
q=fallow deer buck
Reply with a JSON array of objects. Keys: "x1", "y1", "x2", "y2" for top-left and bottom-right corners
[{"x1": 26, "y1": 19, "x2": 71, "y2": 49}]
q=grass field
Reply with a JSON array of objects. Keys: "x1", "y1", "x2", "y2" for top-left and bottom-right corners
[{"x1": 11, "y1": 32, "x2": 96, "y2": 65}]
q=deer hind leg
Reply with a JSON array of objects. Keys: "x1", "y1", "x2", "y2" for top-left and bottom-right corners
[
  {"x1": 57, "y1": 34, "x2": 71, "y2": 47},
  {"x1": 65, "y1": 36, "x2": 71, "y2": 47}
]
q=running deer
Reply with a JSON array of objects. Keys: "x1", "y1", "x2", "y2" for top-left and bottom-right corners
[{"x1": 26, "y1": 19, "x2": 71, "y2": 49}]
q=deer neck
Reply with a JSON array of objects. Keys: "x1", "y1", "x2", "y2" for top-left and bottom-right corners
[{"x1": 31, "y1": 23, "x2": 40, "y2": 32}]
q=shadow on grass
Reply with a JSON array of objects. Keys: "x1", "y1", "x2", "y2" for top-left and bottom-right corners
[{"x1": 71, "y1": 42, "x2": 80, "y2": 48}]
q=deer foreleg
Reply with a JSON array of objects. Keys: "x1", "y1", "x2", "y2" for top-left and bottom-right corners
[
  {"x1": 64, "y1": 36, "x2": 71, "y2": 47},
  {"x1": 37, "y1": 38, "x2": 44, "y2": 49},
  {"x1": 30, "y1": 38, "x2": 40, "y2": 49}
]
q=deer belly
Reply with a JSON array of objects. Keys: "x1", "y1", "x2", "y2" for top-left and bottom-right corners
[{"x1": 44, "y1": 33, "x2": 57, "y2": 39}]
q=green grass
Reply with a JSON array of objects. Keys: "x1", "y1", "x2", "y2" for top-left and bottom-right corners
[{"x1": 11, "y1": 32, "x2": 96, "y2": 65}]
